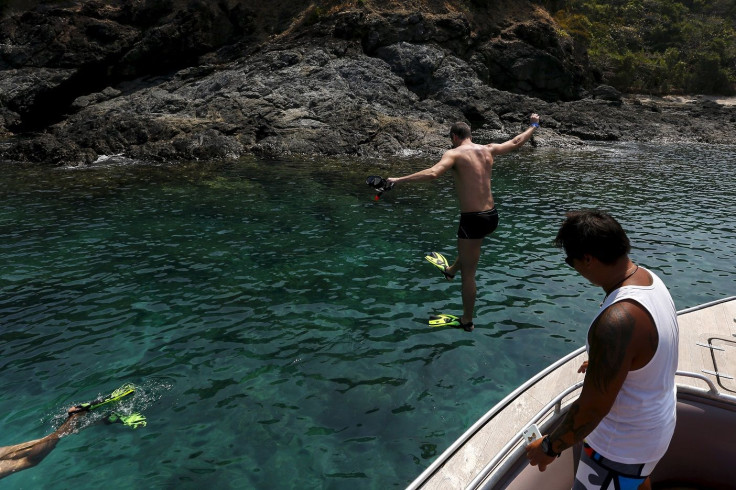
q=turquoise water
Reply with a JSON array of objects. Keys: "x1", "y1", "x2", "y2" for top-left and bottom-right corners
[{"x1": 1, "y1": 143, "x2": 734, "y2": 489}]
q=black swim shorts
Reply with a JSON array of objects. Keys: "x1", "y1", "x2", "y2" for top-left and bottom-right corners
[{"x1": 457, "y1": 208, "x2": 499, "y2": 239}]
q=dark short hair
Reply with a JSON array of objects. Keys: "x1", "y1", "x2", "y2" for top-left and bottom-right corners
[
  {"x1": 450, "y1": 122, "x2": 472, "y2": 140},
  {"x1": 554, "y1": 210, "x2": 631, "y2": 264}
]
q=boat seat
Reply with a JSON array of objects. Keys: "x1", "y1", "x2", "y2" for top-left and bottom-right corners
[{"x1": 650, "y1": 396, "x2": 736, "y2": 489}]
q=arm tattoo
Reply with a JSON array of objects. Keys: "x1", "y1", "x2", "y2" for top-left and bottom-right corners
[
  {"x1": 587, "y1": 303, "x2": 635, "y2": 392},
  {"x1": 548, "y1": 403, "x2": 600, "y2": 453}
]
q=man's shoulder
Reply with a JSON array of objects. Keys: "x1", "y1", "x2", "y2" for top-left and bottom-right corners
[
  {"x1": 447, "y1": 143, "x2": 492, "y2": 157},
  {"x1": 592, "y1": 300, "x2": 656, "y2": 348},
  {"x1": 438, "y1": 148, "x2": 458, "y2": 166}
]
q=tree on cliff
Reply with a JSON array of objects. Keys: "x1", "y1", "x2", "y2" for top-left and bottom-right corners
[{"x1": 543, "y1": 0, "x2": 736, "y2": 94}]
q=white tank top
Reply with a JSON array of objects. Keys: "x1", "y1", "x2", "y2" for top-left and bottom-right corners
[{"x1": 585, "y1": 267, "x2": 679, "y2": 464}]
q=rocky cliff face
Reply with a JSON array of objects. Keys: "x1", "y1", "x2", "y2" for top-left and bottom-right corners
[{"x1": 0, "y1": 0, "x2": 733, "y2": 166}]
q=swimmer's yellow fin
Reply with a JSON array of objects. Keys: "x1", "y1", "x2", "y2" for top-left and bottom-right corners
[
  {"x1": 107, "y1": 411, "x2": 147, "y2": 429},
  {"x1": 70, "y1": 383, "x2": 136, "y2": 413}
]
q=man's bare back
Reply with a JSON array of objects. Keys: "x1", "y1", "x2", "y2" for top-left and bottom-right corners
[{"x1": 445, "y1": 143, "x2": 495, "y2": 213}]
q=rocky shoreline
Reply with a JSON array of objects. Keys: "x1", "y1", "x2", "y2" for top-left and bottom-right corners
[{"x1": 1, "y1": 1, "x2": 734, "y2": 166}]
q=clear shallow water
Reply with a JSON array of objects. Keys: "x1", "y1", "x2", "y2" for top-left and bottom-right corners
[{"x1": 0, "y1": 143, "x2": 734, "y2": 489}]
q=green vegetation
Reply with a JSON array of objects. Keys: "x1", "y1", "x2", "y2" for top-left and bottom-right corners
[
  {"x1": 304, "y1": 5, "x2": 326, "y2": 26},
  {"x1": 542, "y1": 0, "x2": 736, "y2": 94}
]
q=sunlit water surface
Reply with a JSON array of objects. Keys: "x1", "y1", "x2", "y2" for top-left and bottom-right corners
[{"x1": 1, "y1": 143, "x2": 734, "y2": 489}]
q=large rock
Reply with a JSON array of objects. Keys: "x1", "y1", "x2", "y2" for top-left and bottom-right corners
[
  {"x1": 0, "y1": 1, "x2": 733, "y2": 165},
  {"x1": 0, "y1": 0, "x2": 253, "y2": 133},
  {"x1": 474, "y1": 21, "x2": 586, "y2": 101},
  {"x1": 50, "y1": 40, "x2": 460, "y2": 163}
]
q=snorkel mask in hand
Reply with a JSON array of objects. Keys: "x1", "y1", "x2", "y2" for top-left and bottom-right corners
[{"x1": 366, "y1": 176, "x2": 394, "y2": 201}]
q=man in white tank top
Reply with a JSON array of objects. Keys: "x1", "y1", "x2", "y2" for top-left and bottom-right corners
[{"x1": 526, "y1": 210, "x2": 679, "y2": 490}]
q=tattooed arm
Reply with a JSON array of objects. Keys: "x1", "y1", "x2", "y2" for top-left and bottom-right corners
[{"x1": 526, "y1": 300, "x2": 652, "y2": 471}]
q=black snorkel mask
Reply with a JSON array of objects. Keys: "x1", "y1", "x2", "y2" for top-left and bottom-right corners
[{"x1": 365, "y1": 176, "x2": 394, "y2": 201}]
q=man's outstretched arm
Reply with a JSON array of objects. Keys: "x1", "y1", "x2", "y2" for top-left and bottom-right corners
[
  {"x1": 388, "y1": 152, "x2": 455, "y2": 185},
  {"x1": 489, "y1": 113, "x2": 540, "y2": 156}
]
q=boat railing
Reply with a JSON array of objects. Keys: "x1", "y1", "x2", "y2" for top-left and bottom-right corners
[
  {"x1": 674, "y1": 370, "x2": 736, "y2": 404},
  {"x1": 467, "y1": 380, "x2": 584, "y2": 489}
]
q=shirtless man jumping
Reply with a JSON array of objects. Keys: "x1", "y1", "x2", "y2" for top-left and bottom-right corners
[{"x1": 388, "y1": 114, "x2": 539, "y2": 331}]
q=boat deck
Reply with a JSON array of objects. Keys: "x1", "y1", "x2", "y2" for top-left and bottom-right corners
[
  {"x1": 677, "y1": 298, "x2": 736, "y2": 394},
  {"x1": 411, "y1": 297, "x2": 736, "y2": 489}
]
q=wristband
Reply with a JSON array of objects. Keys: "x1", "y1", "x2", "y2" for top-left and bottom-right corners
[
  {"x1": 541, "y1": 435, "x2": 561, "y2": 458},
  {"x1": 530, "y1": 122, "x2": 540, "y2": 128}
]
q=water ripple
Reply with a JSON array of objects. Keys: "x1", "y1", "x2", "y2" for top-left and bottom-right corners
[{"x1": 0, "y1": 145, "x2": 734, "y2": 488}]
